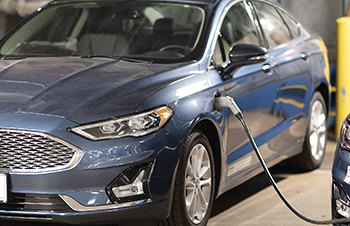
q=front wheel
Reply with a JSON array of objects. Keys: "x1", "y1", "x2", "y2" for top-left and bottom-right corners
[
  {"x1": 160, "y1": 130, "x2": 215, "y2": 226},
  {"x1": 288, "y1": 91, "x2": 327, "y2": 171}
]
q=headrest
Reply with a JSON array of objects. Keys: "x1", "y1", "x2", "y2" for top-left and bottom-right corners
[{"x1": 153, "y1": 18, "x2": 173, "y2": 35}]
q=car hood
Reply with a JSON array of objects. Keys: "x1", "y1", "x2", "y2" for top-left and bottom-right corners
[{"x1": 0, "y1": 57, "x2": 189, "y2": 124}]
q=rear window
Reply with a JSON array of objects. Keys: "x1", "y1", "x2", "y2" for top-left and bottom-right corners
[
  {"x1": 278, "y1": 9, "x2": 300, "y2": 39},
  {"x1": 253, "y1": 1, "x2": 292, "y2": 49}
]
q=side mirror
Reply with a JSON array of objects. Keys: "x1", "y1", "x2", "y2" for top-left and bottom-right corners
[{"x1": 221, "y1": 43, "x2": 267, "y2": 79}]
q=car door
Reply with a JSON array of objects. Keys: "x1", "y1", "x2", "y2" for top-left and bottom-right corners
[
  {"x1": 250, "y1": 0, "x2": 313, "y2": 156},
  {"x1": 212, "y1": 0, "x2": 283, "y2": 190},
  {"x1": 212, "y1": 0, "x2": 311, "y2": 191}
]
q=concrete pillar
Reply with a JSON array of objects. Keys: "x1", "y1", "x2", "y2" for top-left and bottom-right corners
[{"x1": 336, "y1": 17, "x2": 350, "y2": 137}]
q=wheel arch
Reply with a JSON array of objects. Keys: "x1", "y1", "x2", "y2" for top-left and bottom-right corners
[
  {"x1": 192, "y1": 119, "x2": 222, "y2": 198},
  {"x1": 315, "y1": 82, "x2": 330, "y2": 116}
]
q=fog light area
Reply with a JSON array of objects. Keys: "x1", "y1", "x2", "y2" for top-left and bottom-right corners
[
  {"x1": 112, "y1": 170, "x2": 145, "y2": 198},
  {"x1": 106, "y1": 162, "x2": 153, "y2": 204}
]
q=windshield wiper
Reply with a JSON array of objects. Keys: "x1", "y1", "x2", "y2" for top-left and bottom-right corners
[
  {"x1": 79, "y1": 55, "x2": 152, "y2": 63},
  {"x1": 80, "y1": 55, "x2": 116, "y2": 59},
  {"x1": 117, "y1": 56, "x2": 153, "y2": 64},
  {"x1": 1, "y1": 55, "x2": 27, "y2": 60}
]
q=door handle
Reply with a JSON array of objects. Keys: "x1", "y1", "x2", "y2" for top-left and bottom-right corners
[
  {"x1": 300, "y1": 52, "x2": 309, "y2": 61},
  {"x1": 262, "y1": 64, "x2": 273, "y2": 73}
]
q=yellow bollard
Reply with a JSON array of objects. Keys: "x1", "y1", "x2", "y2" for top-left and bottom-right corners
[{"x1": 336, "y1": 17, "x2": 350, "y2": 138}]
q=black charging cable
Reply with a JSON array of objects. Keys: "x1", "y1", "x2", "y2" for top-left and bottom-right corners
[{"x1": 215, "y1": 96, "x2": 350, "y2": 225}]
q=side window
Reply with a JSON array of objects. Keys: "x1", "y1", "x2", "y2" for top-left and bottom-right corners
[
  {"x1": 253, "y1": 1, "x2": 292, "y2": 49},
  {"x1": 213, "y1": 2, "x2": 259, "y2": 65},
  {"x1": 279, "y1": 10, "x2": 300, "y2": 39}
]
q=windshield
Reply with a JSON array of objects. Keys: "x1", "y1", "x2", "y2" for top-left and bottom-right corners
[{"x1": 0, "y1": 1, "x2": 208, "y2": 63}]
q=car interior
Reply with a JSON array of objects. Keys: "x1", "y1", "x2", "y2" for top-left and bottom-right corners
[{"x1": 1, "y1": 3, "x2": 206, "y2": 61}]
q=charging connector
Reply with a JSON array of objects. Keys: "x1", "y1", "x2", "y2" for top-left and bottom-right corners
[
  {"x1": 214, "y1": 96, "x2": 242, "y2": 116},
  {"x1": 215, "y1": 96, "x2": 350, "y2": 225}
]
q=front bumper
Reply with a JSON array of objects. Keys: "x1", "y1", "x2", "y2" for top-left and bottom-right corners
[
  {"x1": 0, "y1": 199, "x2": 166, "y2": 225},
  {"x1": 0, "y1": 112, "x2": 182, "y2": 224}
]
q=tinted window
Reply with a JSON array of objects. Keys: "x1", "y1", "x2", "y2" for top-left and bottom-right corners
[
  {"x1": 213, "y1": 2, "x2": 259, "y2": 65},
  {"x1": 279, "y1": 9, "x2": 300, "y2": 39},
  {"x1": 253, "y1": 1, "x2": 292, "y2": 49}
]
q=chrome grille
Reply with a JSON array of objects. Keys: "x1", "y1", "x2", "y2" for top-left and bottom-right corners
[{"x1": 0, "y1": 129, "x2": 82, "y2": 172}]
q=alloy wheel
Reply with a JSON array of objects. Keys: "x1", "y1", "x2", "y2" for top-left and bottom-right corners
[
  {"x1": 184, "y1": 143, "x2": 212, "y2": 224},
  {"x1": 309, "y1": 99, "x2": 327, "y2": 161}
]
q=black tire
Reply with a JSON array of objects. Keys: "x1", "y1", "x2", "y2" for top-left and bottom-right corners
[
  {"x1": 287, "y1": 91, "x2": 327, "y2": 171},
  {"x1": 159, "y1": 130, "x2": 215, "y2": 226}
]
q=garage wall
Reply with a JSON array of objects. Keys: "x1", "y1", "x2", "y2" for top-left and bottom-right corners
[
  {"x1": 0, "y1": 12, "x2": 23, "y2": 38},
  {"x1": 0, "y1": 13, "x2": 6, "y2": 38}
]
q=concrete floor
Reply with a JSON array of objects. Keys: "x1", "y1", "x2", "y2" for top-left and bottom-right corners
[{"x1": 208, "y1": 138, "x2": 337, "y2": 226}]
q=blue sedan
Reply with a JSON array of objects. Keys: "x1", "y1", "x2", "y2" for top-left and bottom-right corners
[{"x1": 0, "y1": 0, "x2": 329, "y2": 225}]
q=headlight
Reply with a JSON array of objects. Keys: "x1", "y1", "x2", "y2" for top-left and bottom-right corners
[
  {"x1": 341, "y1": 115, "x2": 350, "y2": 150},
  {"x1": 69, "y1": 106, "x2": 173, "y2": 141}
]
